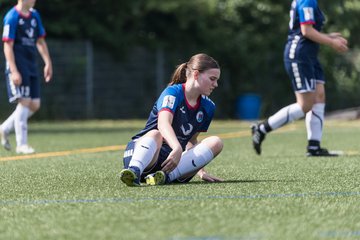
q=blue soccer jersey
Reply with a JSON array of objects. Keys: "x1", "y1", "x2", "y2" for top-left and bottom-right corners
[
  {"x1": 2, "y1": 7, "x2": 46, "y2": 76},
  {"x1": 284, "y1": 0, "x2": 325, "y2": 61},
  {"x1": 133, "y1": 83, "x2": 215, "y2": 151}
]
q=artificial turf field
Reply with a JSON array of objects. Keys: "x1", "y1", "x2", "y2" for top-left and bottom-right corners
[{"x1": 1, "y1": 120, "x2": 360, "y2": 240}]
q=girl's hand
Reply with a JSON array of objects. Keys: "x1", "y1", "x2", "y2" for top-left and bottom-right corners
[
  {"x1": 44, "y1": 64, "x2": 53, "y2": 82},
  {"x1": 330, "y1": 37, "x2": 348, "y2": 53},
  {"x1": 161, "y1": 147, "x2": 182, "y2": 173},
  {"x1": 197, "y1": 169, "x2": 224, "y2": 182},
  {"x1": 11, "y1": 71, "x2": 22, "y2": 86},
  {"x1": 328, "y1": 33, "x2": 348, "y2": 53},
  {"x1": 328, "y1": 32, "x2": 342, "y2": 39}
]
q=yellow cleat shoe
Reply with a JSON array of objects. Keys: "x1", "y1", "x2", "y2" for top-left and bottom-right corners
[
  {"x1": 145, "y1": 171, "x2": 166, "y2": 186},
  {"x1": 120, "y1": 169, "x2": 140, "y2": 187}
]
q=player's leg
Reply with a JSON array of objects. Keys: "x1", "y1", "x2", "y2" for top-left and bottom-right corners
[
  {"x1": 29, "y1": 98, "x2": 40, "y2": 113},
  {"x1": 251, "y1": 102, "x2": 306, "y2": 155},
  {"x1": 0, "y1": 101, "x2": 37, "y2": 151},
  {"x1": 1, "y1": 70, "x2": 19, "y2": 150},
  {"x1": 120, "y1": 130, "x2": 163, "y2": 186},
  {"x1": 15, "y1": 75, "x2": 41, "y2": 154},
  {"x1": 1, "y1": 71, "x2": 23, "y2": 151},
  {"x1": 251, "y1": 61, "x2": 315, "y2": 155},
  {"x1": 0, "y1": 111, "x2": 14, "y2": 150},
  {"x1": 14, "y1": 98, "x2": 34, "y2": 154},
  {"x1": 147, "y1": 136, "x2": 223, "y2": 185},
  {"x1": 305, "y1": 83, "x2": 337, "y2": 157}
]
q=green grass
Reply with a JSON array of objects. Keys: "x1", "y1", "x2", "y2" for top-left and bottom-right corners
[{"x1": 1, "y1": 120, "x2": 360, "y2": 240}]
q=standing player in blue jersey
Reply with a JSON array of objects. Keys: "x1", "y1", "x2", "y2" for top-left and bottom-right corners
[
  {"x1": 0, "y1": 0, "x2": 53, "y2": 154},
  {"x1": 120, "y1": 53, "x2": 223, "y2": 186},
  {"x1": 251, "y1": 0, "x2": 348, "y2": 156}
]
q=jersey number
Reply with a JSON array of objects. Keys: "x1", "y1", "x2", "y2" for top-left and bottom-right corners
[{"x1": 20, "y1": 86, "x2": 31, "y2": 97}]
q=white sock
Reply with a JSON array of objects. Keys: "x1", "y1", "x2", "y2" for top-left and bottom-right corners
[
  {"x1": 306, "y1": 103, "x2": 325, "y2": 142},
  {"x1": 1, "y1": 110, "x2": 34, "y2": 135},
  {"x1": 128, "y1": 137, "x2": 157, "y2": 175},
  {"x1": 168, "y1": 143, "x2": 214, "y2": 182},
  {"x1": 268, "y1": 103, "x2": 305, "y2": 130},
  {"x1": 1, "y1": 111, "x2": 16, "y2": 135},
  {"x1": 14, "y1": 104, "x2": 30, "y2": 147}
]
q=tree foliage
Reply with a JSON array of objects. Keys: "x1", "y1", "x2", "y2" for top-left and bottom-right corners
[{"x1": 0, "y1": 0, "x2": 359, "y2": 116}]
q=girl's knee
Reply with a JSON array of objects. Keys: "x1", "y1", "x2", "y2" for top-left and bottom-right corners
[
  {"x1": 143, "y1": 130, "x2": 163, "y2": 146},
  {"x1": 29, "y1": 100, "x2": 41, "y2": 112},
  {"x1": 203, "y1": 136, "x2": 223, "y2": 156}
]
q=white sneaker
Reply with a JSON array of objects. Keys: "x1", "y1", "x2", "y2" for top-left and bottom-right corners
[
  {"x1": 16, "y1": 145, "x2": 35, "y2": 154},
  {"x1": 0, "y1": 128, "x2": 11, "y2": 151}
]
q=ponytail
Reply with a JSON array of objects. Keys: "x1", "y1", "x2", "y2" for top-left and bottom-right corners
[{"x1": 169, "y1": 63, "x2": 187, "y2": 86}]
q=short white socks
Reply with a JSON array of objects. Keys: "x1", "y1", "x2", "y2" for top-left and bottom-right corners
[
  {"x1": 268, "y1": 103, "x2": 305, "y2": 130},
  {"x1": 168, "y1": 143, "x2": 214, "y2": 182},
  {"x1": 128, "y1": 137, "x2": 157, "y2": 175},
  {"x1": 306, "y1": 103, "x2": 325, "y2": 142}
]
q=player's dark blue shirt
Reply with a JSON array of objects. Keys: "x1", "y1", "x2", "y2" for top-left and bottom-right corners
[
  {"x1": 2, "y1": 7, "x2": 46, "y2": 76},
  {"x1": 133, "y1": 83, "x2": 215, "y2": 151},
  {"x1": 284, "y1": 0, "x2": 325, "y2": 62}
]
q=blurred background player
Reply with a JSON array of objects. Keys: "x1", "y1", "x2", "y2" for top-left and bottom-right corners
[
  {"x1": 251, "y1": 0, "x2": 348, "y2": 157},
  {"x1": 0, "y1": 0, "x2": 53, "y2": 154},
  {"x1": 120, "y1": 53, "x2": 223, "y2": 186}
]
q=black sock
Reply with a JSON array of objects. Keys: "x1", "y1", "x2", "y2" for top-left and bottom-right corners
[{"x1": 260, "y1": 120, "x2": 272, "y2": 134}]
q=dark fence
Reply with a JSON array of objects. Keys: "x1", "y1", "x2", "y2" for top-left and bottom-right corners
[{"x1": 0, "y1": 40, "x2": 234, "y2": 120}]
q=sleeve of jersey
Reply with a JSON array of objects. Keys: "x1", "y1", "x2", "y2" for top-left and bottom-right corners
[
  {"x1": 2, "y1": 14, "x2": 17, "y2": 42},
  {"x1": 34, "y1": 11, "x2": 46, "y2": 38},
  {"x1": 298, "y1": 0, "x2": 317, "y2": 25},
  {"x1": 156, "y1": 86, "x2": 180, "y2": 114}
]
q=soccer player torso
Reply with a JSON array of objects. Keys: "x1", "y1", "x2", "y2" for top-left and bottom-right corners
[
  {"x1": 2, "y1": 7, "x2": 45, "y2": 75},
  {"x1": 133, "y1": 84, "x2": 215, "y2": 150},
  {"x1": 285, "y1": 0, "x2": 325, "y2": 61}
]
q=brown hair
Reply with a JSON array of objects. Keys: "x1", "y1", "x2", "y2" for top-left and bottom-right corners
[{"x1": 169, "y1": 53, "x2": 219, "y2": 86}]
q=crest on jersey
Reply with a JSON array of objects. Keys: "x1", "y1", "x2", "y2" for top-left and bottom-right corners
[
  {"x1": 31, "y1": 19, "x2": 37, "y2": 27},
  {"x1": 162, "y1": 95, "x2": 176, "y2": 109},
  {"x1": 303, "y1": 7, "x2": 314, "y2": 21},
  {"x1": 196, "y1": 111, "x2": 204, "y2": 123}
]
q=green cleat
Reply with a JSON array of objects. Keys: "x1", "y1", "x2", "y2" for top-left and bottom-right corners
[
  {"x1": 145, "y1": 171, "x2": 166, "y2": 186},
  {"x1": 120, "y1": 169, "x2": 140, "y2": 187}
]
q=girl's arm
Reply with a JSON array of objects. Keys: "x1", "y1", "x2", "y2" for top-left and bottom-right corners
[
  {"x1": 36, "y1": 38, "x2": 53, "y2": 82},
  {"x1": 4, "y1": 41, "x2": 22, "y2": 85},
  {"x1": 158, "y1": 110, "x2": 183, "y2": 173},
  {"x1": 300, "y1": 24, "x2": 348, "y2": 53}
]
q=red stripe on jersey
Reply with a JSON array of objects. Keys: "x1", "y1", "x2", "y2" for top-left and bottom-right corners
[
  {"x1": 158, "y1": 108, "x2": 174, "y2": 115},
  {"x1": 300, "y1": 21, "x2": 315, "y2": 25},
  {"x1": 2, "y1": 38, "x2": 14, "y2": 42}
]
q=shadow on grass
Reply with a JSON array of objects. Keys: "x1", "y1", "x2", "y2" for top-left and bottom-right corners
[
  {"x1": 187, "y1": 179, "x2": 297, "y2": 184},
  {"x1": 151, "y1": 179, "x2": 299, "y2": 187}
]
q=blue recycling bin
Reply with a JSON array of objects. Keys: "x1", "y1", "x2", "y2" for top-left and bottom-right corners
[{"x1": 235, "y1": 94, "x2": 261, "y2": 120}]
